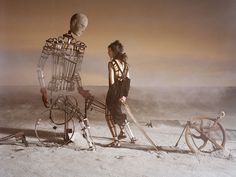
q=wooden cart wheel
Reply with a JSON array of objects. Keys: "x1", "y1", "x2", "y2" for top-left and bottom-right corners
[{"x1": 185, "y1": 117, "x2": 226, "y2": 153}]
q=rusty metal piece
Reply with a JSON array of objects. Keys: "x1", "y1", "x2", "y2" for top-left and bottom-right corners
[
  {"x1": 185, "y1": 111, "x2": 226, "y2": 153},
  {"x1": 0, "y1": 132, "x2": 28, "y2": 147}
]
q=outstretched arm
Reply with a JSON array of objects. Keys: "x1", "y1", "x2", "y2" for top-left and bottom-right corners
[
  {"x1": 75, "y1": 72, "x2": 93, "y2": 99},
  {"x1": 75, "y1": 72, "x2": 106, "y2": 113},
  {"x1": 37, "y1": 38, "x2": 53, "y2": 107}
]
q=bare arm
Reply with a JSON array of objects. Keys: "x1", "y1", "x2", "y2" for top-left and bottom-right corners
[
  {"x1": 108, "y1": 62, "x2": 115, "y2": 86},
  {"x1": 121, "y1": 63, "x2": 130, "y2": 103}
]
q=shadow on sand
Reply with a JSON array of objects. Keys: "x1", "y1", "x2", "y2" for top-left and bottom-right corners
[
  {"x1": 0, "y1": 129, "x2": 191, "y2": 154},
  {"x1": 93, "y1": 136, "x2": 191, "y2": 154}
]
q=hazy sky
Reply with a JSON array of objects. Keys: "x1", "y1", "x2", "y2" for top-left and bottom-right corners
[{"x1": 0, "y1": 0, "x2": 236, "y2": 87}]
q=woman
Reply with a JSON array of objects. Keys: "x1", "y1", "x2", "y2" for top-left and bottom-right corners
[{"x1": 105, "y1": 40, "x2": 131, "y2": 147}]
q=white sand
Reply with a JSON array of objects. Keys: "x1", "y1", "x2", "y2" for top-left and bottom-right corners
[
  {"x1": 0, "y1": 86, "x2": 236, "y2": 177},
  {"x1": 0, "y1": 120, "x2": 236, "y2": 177}
]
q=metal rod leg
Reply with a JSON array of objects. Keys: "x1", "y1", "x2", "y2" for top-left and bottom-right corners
[
  {"x1": 80, "y1": 120, "x2": 94, "y2": 150},
  {"x1": 174, "y1": 123, "x2": 188, "y2": 147},
  {"x1": 64, "y1": 111, "x2": 69, "y2": 141},
  {"x1": 124, "y1": 120, "x2": 137, "y2": 143}
]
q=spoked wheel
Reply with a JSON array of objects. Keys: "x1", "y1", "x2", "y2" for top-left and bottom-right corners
[
  {"x1": 49, "y1": 95, "x2": 78, "y2": 125},
  {"x1": 35, "y1": 109, "x2": 75, "y2": 147},
  {"x1": 185, "y1": 117, "x2": 226, "y2": 153}
]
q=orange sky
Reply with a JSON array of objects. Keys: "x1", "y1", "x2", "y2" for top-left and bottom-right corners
[{"x1": 0, "y1": 0, "x2": 236, "y2": 86}]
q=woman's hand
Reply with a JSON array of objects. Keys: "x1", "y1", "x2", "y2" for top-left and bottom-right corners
[{"x1": 120, "y1": 96, "x2": 127, "y2": 103}]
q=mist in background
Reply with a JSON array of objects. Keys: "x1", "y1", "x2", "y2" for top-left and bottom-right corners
[{"x1": 0, "y1": 85, "x2": 235, "y2": 130}]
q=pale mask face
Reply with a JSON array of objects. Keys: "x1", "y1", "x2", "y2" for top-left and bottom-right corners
[{"x1": 70, "y1": 13, "x2": 88, "y2": 36}]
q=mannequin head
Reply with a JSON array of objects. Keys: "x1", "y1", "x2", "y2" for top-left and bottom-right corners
[{"x1": 70, "y1": 13, "x2": 88, "y2": 36}]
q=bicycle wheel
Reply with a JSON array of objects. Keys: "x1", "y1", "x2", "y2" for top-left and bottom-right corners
[
  {"x1": 185, "y1": 117, "x2": 226, "y2": 153},
  {"x1": 49, "y1": 95, "x2": 78, "y2": 125},
  {"x1": 35, "y1": 109, "x2": 75, "y2": 147}
]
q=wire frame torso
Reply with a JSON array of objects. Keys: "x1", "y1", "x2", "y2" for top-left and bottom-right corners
[{"x1": 38, "y1": 32, "x2": 86, "y2": 92}]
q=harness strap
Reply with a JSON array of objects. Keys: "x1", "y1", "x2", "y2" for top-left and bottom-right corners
[{"x1": 112, "y1": 60, "x2": 128, "y2": 80}]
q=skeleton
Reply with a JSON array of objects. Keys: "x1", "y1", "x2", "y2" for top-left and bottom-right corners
[
  {"x1": 36, "y1": 13, "x2": 136, "y2": 149},
  {"x1": 37, "y1": 13, "x2": 96, "y2": 149}
]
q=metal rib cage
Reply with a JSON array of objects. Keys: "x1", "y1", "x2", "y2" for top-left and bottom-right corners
[{"x1": 40, "y1": 34, "x2": 86, "y2": 92}]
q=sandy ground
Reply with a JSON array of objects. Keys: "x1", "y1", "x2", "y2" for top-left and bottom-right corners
[
  {"x1": 0, "y1": 86, "x2": 236, "y2": 177},
  {"x1": 1, "y1": 121, "x2": 236, "y2": 177}
]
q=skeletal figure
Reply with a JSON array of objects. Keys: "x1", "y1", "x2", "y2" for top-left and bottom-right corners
[{"x1": 37, "y1": 13, "x2": 94, "y2": 149}]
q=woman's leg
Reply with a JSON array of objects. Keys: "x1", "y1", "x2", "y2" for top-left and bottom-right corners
[
  {"x1": 110, "y1": 102, "x2": 127, "y2": 139},
  {"x1": 118, "y1": 114, "x2": 127, "y2": 139},
  {"x1": 105, "y1": 107, "x2": 120, "y2": 146}
]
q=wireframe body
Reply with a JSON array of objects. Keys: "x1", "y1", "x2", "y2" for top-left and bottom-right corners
[{"x1": 36, "y1": 13, "x2": 95, "y2": 149}]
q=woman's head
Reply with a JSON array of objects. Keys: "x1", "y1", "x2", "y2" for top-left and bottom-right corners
[{"x1": 108, "y1": 40, "x2": 127, "y2": 61}]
